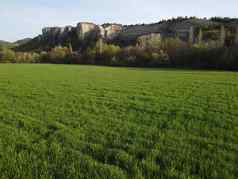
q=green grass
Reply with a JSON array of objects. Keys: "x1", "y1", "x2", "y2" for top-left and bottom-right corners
[{"x1": 0, "y1": 64, "x2": 237, "y2": 179}]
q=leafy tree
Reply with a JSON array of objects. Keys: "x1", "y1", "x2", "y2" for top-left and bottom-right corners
[
  {"x1": 48, "y1": 46, "x2": 71, "y2": 64},
  {"x1": 0, "y1": 48, "x2": 15, "y2": 63}
]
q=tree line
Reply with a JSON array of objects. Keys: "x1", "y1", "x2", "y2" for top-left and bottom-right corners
[{"x1": 0, "y1": 37, "x2": 238, "y2": 70}]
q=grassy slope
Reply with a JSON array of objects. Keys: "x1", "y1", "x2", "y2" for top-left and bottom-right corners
[{"x1": 0, "y1": 64, "x2": 237, "y2": 179}]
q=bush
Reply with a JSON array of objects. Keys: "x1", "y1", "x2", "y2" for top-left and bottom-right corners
[
  {"x1": 82, "y1": 47, "x2": 96, "y2": 64},
  {"x1": 159, "y1": 38, "x2": 188, "y2": 65},
  {"x1": 149, "y1": 51, "x2": 170, "y2": 67},
  {"x1": 137, "y1": 33, "x2": 162, "y2": 51},
  {"x1": 116, "y1": 46, "x2": 169, "y2": 67},
  {"x1": 171, "y1": 46, "x2": 238, "y2": 70},
  {"x1": 99, "y1": 44, "x2": 121, "y2": 65},
  {"x1": 0, "y1": 47, "x2": 42, "y2": 64},
  {"x1": 92, "y1": 43, "x2": 121, "y2": 65},
  {"x1": 47, "y1": 46, "x2": 71, "y2": 64},
  {"x1": 1, "y1": 36, "x2": 238, "y2": 70},
  {"x1": 0, "y1": 48, "x2": 15, "y2": 63},
  {"x1": 14, "y1": 52, "x2": 40, "y2": 63},
  {"x1": 38, "y1": 51, "x2": 49, "y2": 63}
]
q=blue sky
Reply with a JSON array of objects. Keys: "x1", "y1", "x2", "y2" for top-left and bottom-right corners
[{"x1": 1, "y1": 0, "x2": 237, "y2": 42}]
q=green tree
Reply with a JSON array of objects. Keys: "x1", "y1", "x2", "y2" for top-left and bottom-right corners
[
  {"x1": 48, "y1": 46, "x2": 70, "y2": 63},
  {"x1": 0, "y1": 48, "x2": 15, "y2": 63}
]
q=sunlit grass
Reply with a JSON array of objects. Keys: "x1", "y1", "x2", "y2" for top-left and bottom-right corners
[{"x1": 0, "y1": 64, "x2": 237, "y2": 179}]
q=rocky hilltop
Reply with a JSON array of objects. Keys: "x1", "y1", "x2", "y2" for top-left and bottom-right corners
[
  {"x1": 17, "y1": 22, "x2": 124, "y2": 51},
  {"x1": 41, "y1": 23, "x2": 122, "y2": 43},
  {"x1": 16, "y1": 17, "x2": 238, "y2": 51}
]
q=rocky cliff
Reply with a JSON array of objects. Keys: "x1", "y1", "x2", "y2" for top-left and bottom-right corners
[
  {"x1": 17, "y1": 22, "x2": 123, "y2": 51},
  {"x1": 41, "y1": 23, "x2": 123, "y2": 42},
  {"x1": 16, "y1": 18, "x2": 238, "y2": 51},
  {"x1": 117, "y1": 18, "x2": 220, "y2": 45}
]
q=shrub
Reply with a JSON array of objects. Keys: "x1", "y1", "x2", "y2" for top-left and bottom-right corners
[
  {"x1": 82, "y1": 47, "x2": 96, "y2": 64},
  {"x1": 0, "y1": 48, "x2": 15, "y2": 63},
  {"x1": 137, "y1": 33, "x2": 162, "y2": 51},
  {"x1": 171, "y1": 46, "x2": 238, "y2": 70},
  {"x1": 160, "y1": 38, "x2": 188, "y2": 62},
  {"x1": 47, "y1": 46, "x2": 71, "y2": 64},
  {"x1": 94, "y1": 43, "x2": 121, "y2": 65},
  {"x1": 38, "y1": 51, "x2": 49, "y2": 63},
  {"x1": 116, "y1": 46, "x2": 169, "y2": 67},
  {"x1": 14, "y1": 52, "x2": 40, "y2": 63},
  {"x1": 149, "y1": 50, "x2": 170, "y2": 67}
]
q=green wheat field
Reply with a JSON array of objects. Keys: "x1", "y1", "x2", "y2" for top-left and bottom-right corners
[{"x1": 0, "y1": 64, "x2": 237, "y2": 179}]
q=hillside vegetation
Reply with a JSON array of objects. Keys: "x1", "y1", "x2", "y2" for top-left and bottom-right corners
[
  {"x1": 0, "y1": 40, "x2": 13, "y2": 48},
  {"x1": 0, "y1": 64, "x2": 237, "y2": 179},
  {"x1": 1, "y1": 17, "x2": 237, "y2": 70},
  {"x1": 0, "y1": 38, "x2": 32, "y2": 48}
]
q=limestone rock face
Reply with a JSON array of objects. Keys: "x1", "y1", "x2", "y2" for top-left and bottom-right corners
[
  {"x1": 75, "y1": 23, "x2": 123, "y2": 41},
  {"x1": 39, "y1": 20, "x2": 207, "y2": 49},
  {"x1": 39, "y1": 22, "x2": 122, "y2": 49},
  {"x1": 98, "y1": 26, "x2": 105, "y2": 38},
  {"x1": 42, "y1": 26, "x2": 73, "y2": 42},
  {"x1": 22, "y1": 18, "x2": 231, "y2": 52},
  {"x1": 118, "y1": 19, "x2": 216, "y2": 45},
  {"x1": 118, "y1": 23, "x2": 163, "y2": 44},
  {"x1": 42, "y1": 27, "x2": 62, "y2": 38},
  {"x1": 76, "y1": 22, "x2": 98, "y2": 40},
  {"x1": 102, "y1": 24, "x2": 123, "y2": 41}
]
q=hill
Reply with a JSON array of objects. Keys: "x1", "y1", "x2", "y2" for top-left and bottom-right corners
[
  {"x1": 0, "y1": 40, "x2": 12, "y2": 47},
  {"x1": 14, "y1": 38, "x2": 32, "y2": 46},
  {"x1": 16, "y1": 17, "x2": 238, "y2": 52}
]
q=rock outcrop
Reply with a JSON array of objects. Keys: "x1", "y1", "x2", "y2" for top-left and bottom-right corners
[
  {"x1": 76, "y1": 22, "x2": 98, "y2": 40},
  {"x1": 102, "y1": 24, "x2": 123, "y2": 41},
  {"x1": 16, "y1": 18, "x2": 238, "y2": 52},
  {"x1": 40, "y1": 23, "x2": 123, "y2": 44},
  {"x1": 42, "y1": 26, "x2": 73, "y2": 44},
  {"x1": 19, "y1": 22, "x2": 123, "y2": 51},
  {"x1": 75, "y1": 22, "x2": 123, "y2": 41},
  {"x1": 117, "y1": 18, "x2": 220, "y2": 45},
  {"x1": 117, "y1": 23, "x2": 164, "y2": 44}
]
